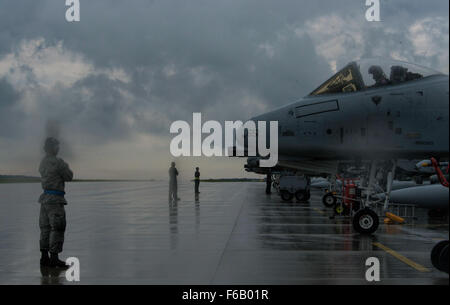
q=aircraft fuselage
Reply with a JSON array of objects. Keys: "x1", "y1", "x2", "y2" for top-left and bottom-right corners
[{"x1": 254, "y1": 75, "x2": 449, "y2": 162}]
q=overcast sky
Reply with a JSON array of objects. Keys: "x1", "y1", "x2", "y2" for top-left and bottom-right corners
[{"x1": 0, "y1": 0, "x2": 448, "y2": 179}]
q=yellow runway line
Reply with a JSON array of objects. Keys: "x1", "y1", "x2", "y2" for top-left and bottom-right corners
[
  {"x1": 372, "y1": 242, "x2": 430, "y2": 272},
  {"x1": 313, "y1": 208, "x2": 325, "y2": 215}
]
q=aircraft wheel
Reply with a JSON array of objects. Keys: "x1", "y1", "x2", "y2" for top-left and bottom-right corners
[
  {"x1": 352, "y1": 208, "x2": 379, "y2": 234},
  {"x1": 295, "y1": 191, "x2": 307, "y2": 201},
  {"x1": 431, "y1": 240, "x2": 449, "y2": 273},
  {"x1": 281, "y1": 191, "x2": 294, "y2": 202},
  {"x1": 322, "y1": 193, "x2": 336, "y2": 207},
  {"x1": 438, "y1": 245, "x2": 449, "y2": 273}
]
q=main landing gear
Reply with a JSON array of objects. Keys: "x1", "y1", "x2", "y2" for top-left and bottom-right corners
[
  {"x1": 352, "y1": 208, "x2": 379, "y2": 234},
  {"x1": 429, "y1": 158, "x2": 449, "y2": 274},
  {"x1": 351, "y1": 160, "x2": 399, "y2": 234},
  {"x1": 323, "y1": 160, "x2": 398, "y2": 235},
  {"x1": 431, "y1": 240, "x2": 449, "y2": 274}
]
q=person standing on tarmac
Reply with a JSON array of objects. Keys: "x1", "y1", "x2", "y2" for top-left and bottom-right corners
[
  {"x1": 194, "y1": 167, "x2": 200, "y2": 194},
  {"x1": 38, "y1": 137, "x2": 73, "y2": 268},
  {"x1": 169, "y1": 162, "x2": 180, "y2": 202}
]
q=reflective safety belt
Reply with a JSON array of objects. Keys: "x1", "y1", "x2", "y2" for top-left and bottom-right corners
[{"x1": 44, "y1": 189, "x2": 66, "y2": 197}]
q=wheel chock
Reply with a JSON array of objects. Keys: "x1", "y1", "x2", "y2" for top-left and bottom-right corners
[
  {"x1": 384, "y1": 217, "x2": 393, "y2": 224},
  {"x1": 385, "y1": 212, "x2": 405, "y2": 224}
]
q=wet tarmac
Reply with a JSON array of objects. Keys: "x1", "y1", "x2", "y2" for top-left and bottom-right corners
[{"x1": 0, "y1": 181, "x2": 448, "y2": 284}]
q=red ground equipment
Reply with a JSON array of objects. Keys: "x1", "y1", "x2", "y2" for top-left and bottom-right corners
[{"x1": 344, "y1": 179, "x2": 357, "y2": 205}]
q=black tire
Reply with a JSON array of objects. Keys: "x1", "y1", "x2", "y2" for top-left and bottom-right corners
[
  {"x1": 438, "y1": 245, "x2": 449, "y2": 273},
  {"x1": 295, "y1": 191, "x2": 307, "y2": 201},
  {"x1": 431, "y1": 240, "x2": 449, "y2": 272},
  {"x1": 352, "y1": 208, "x2": 379, "y2": 234},
  {"x1": 322, "y1": 193, "x2": 336, "y2": 207},
  {"x1": 281, "y1": 191, "x2": 294, "y2": 202}
]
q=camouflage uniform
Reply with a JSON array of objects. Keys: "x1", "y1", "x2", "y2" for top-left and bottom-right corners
[{"x1": 38, "y1": 155, "x2": 73, "y2": 254}]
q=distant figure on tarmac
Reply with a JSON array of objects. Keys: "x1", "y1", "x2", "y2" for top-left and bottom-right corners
[
  {"x1": 266, "y1": 173, "x2": 272, "y2": 195},
  {"x1": 38, "y1": 137, "x2": 73, "y2": 268},
  {"x1": 194, "y1": 167, "x2": 200, "y2": 194},
  {"x1": 169, "y1": 162, "x2": 179, "y2": 202}
]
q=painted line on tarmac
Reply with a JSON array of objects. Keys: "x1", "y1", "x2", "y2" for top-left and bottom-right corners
[
  {"x1": 313, "y1": 208, "x2": 325, "y2": 215},
  {"x1": 373, "y1": 242, "x2": 430, "y2": 273}
]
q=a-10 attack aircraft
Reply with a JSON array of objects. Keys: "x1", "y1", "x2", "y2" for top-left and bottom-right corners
[{"x1": 241, "y1": 58, "x2": 449, "y2": 235}]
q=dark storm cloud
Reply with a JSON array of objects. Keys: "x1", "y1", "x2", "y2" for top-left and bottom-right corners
[
  {"x1": 37, "y1": 74, "x2": 135, "y2": 142},
  {"x1": 0, "y1": 0, "x2": 338, "y2": 144},
  {"x1": 0, "y1": 0, "x2": 448, "y2": 177},
  {"x1": 0, "y1": 78, "x2": 23, "y2": 137}
]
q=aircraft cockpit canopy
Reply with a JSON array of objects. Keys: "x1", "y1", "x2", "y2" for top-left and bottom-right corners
[{"x1": 309, "y1": 59, "x2": 442, "y2": 96}]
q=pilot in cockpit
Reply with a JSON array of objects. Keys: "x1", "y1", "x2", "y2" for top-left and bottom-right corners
[{"x1": 368, "y1": 65, "x2": 389, "y2": 87}]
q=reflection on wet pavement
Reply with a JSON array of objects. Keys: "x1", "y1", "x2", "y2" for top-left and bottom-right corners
[
  {"x1": 0, "y1": 181, "x2": 447, "y2": 284},
  {"x1": 40, "y1": 266, "x2": 65, "y2": 285}
]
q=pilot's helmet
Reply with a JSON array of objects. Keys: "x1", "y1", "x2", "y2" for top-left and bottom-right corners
[
  {"x1": 390, "y1": 66, "x2": 407, "y2": 82},
  {"x1": 368, "y1": 65, "x2": 383, "y2": 77}
]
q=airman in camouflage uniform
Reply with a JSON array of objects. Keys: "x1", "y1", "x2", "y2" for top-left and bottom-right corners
[{"x1": 38, "y1": 137, "x2": 73, "y2": 268}]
